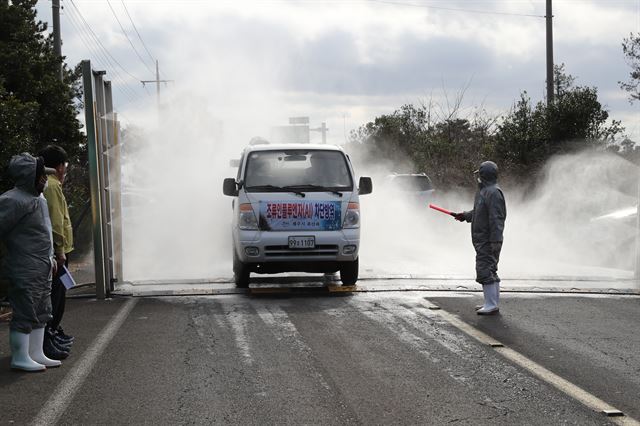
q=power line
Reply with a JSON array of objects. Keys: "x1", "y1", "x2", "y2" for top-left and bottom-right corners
[
  {"x1": 370, "y1": 0, "x2": 545, "y2": 18},
  {"x1": 67, "y1": 0, "x2": 144, "y2": 83},
  {"x1": 106, "y1": 0, "x2": 156, "y2": 76},
  {"x1": 64, "y1": 2, "x2": 145, "y2": 103},
  {"x1": 63, "y1": 7, "x2": 140, "y2": 103},
  {"x1": 121, "y1": 0, "x2": 157, "y2": 69},
  {"x1": 64, "y1": 6, "x2": 140, "y2": 102}
]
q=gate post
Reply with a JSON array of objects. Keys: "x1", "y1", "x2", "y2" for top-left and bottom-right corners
[{"x1": 81, "y1": 60, "x2": 107, "y2": 299}]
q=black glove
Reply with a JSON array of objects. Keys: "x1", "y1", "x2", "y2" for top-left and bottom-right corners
[{"x1": 452, "y1": 212, "x2": 466, "y2": 222}]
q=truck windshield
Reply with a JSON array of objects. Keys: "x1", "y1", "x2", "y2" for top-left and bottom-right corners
[{"x1": 244, "y1": 150, "x2": 353, "y2": 191}]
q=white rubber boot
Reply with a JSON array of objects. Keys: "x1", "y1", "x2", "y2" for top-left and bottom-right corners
[
  {"x1": 29, "y1": 327, "x2": 62, "y2": 368},
  {"x1": 477, "y1": 283, "x2": 499, "y2": 315},
  {"x1": 10, "y1": 330, "x2": 46, "y2": 372},
  {"x1": 496, "y1": 281, "x2": 500, "y2": 305}
]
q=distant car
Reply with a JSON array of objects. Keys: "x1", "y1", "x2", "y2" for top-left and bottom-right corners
[{"x1": 384, "y1": 173, "x2": 435, "y2": 205}]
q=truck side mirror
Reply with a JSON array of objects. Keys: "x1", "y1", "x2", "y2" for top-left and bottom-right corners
[
  {"x1": 223, "y1": 178, "x2": 239, "y2": 196},
  {"x1": 359, "y1": 177, "x2": 373, "y2": 195}
]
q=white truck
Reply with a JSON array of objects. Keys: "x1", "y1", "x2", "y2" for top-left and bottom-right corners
[{"x1": 223, "y1": 144, "x2": 372, "y2": 287}]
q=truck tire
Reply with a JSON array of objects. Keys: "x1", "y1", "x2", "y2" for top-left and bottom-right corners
[
  {"x1": 340, "y1": 258, "x2": 359, "y2": 286},
  {"x1": 233, "y1": 250, "x2": 250, "y2": 288}
]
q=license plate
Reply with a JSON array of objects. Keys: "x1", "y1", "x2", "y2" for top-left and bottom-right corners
[{"x1": 288, "y1": 236, "x2": 315, "y2": 249}]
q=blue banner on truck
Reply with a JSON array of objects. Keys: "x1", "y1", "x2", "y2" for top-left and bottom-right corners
[{"x1": 259, "y1": 201, "x2": 342, "y2": 231}]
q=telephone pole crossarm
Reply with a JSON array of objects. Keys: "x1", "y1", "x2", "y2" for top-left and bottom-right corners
[
  {"x1": 141, "y1": 79, "x2": 174, "y2": 86},
  {"x1": 140, "y1": 60, "x2": 173, "y2": 111},
  {"x1": 310, "y1": 122, "x2": 329, "y2": 144}
]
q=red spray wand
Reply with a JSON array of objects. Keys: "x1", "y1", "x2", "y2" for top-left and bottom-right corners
[{"x1": 429, "y1": 203, "x2": 455, "y2": 217}]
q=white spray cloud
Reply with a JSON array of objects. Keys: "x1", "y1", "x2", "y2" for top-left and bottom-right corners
[
  {"x1": 80, "y1": 0, "x2": 639, "y2": 284},
  {"x1": 121, "y1": 94, "x2": 640, "y2": 284},
  {"x1": 358, "y1": 150, "x2": 638, "y2": 282}
]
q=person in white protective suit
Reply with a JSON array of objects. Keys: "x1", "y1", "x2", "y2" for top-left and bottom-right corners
[
  {"x1": 0, "y1": 153, "x2": 61, "y2": 371},
  {"x1": 453, "y1": 161, "x2": 507, "y2": 315}
]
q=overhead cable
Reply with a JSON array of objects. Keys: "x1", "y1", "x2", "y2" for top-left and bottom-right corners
[
  {"x1": 63, "y1": 6, "x2": 140, "y2": 103},
  {"x1": 106, "y1": 0, "x2": 156, "y2": 76},
  {"x1": 121, "y1": 0, "x2": 157, "y2": 68},
  {"x1": 68, "y1": 0, "x2": 144, "y2": 83},
  {"x1": 64, "y1": 4, "x2": 142, "y2": 102}
]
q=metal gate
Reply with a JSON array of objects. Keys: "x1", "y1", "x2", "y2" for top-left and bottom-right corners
[{"x1": 81, "y1": 60, "x2": 123, "y2": 299}]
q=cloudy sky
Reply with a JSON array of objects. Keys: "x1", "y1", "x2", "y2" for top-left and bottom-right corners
[{"x1": 36, "y1": 0, "x2": 640, "y2": 144}]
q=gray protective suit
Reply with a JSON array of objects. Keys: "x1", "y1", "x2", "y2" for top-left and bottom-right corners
[
  {"x1": 461, "y1": 161, "x2": 507, "y2": 285},
  {"x1": 0, "y1": 154, "x2": 54, "y2": 333}
]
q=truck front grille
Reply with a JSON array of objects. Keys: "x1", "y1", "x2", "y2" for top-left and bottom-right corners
[{"x1": 264, "y1": 245, "x2": 339, "y2": 258}]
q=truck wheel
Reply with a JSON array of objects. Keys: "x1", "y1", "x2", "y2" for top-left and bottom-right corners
[
  {"x1": 233, "y1": 250, "x2": 250, "y2": 288},
  {"x1": 340, "y1": 258, "x2": 359, "y2": 286}
]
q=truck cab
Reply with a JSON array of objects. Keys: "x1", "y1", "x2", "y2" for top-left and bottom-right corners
[{"x1": 223, "y1": 144, "x2": 372, "y2": 287}]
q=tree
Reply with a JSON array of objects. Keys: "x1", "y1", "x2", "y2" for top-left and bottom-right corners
[
  {"x1": 620, "y1": 32, "x2": 640, "y2": 103},
  {"x1": 349, "y1": 65, "x2": 624, "y2": 187},
  {"x1": 350, "y1": 104, "x2": 428, "y2": 166},
  {"x1": 495, "y1": 65, "x2": 623, "y2": 175},
  {"x1": 0, "y1": 0, "x2": 86, "y2": 201},
  {"x1": 0, "y1": 1, "x2": 87, "y2": 298},
  {"x1": 348, "y1": 101, "x2": 495, "y2": 188}
]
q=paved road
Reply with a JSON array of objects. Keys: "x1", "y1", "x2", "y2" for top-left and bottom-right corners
[{"x1": 1, "y1": 289, "x2": 638, "y2": 425}]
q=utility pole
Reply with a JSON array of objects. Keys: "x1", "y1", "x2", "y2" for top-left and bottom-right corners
[
  {"x1": 52, "y1": 0, "x2": 63, "y2": 81},
  {"x1": 546, "y1": 0, "x2": 554, "y2": 104},
  {"x1": 310, "y1": 122, "x2": 328, "y2": 144},
  {"x1": 141, "y1": 60, "x2": 173, "y2": 111}
]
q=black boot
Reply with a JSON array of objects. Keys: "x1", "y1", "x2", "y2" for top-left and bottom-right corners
[
  {"x1": 54, "y1": 334, "x2": 73, "y2": 351},
  {"x1": 55, "y1": 326, "x2": 74, "y2": 343},
  {"x1": 43, "y1": 334, "x2": 69, "y2": 360},
  {"x1": 47, "y1": 329, "x2": 72, "y2": 353}
]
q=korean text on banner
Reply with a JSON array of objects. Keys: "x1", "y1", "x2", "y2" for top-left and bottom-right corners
[{"x1": 259, "y1": 201, "x2": 342, "y2": 230}]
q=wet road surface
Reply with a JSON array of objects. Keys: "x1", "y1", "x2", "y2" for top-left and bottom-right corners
[{"x1": 1, "y1": 290, "x2": 639, "y2": 425}]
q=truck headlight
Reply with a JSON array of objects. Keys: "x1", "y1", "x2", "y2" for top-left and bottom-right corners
[
  {"x1": 239, "y1": 203, "x2": 258, "y2": 230},
  {"x1": 343, "y1": 202, "x2": 360, "y2": 229}
]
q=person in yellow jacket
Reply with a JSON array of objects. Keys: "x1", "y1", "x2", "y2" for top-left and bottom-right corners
[{"x1": 39, "y1": 145, "x2": 74, "y2": 359}]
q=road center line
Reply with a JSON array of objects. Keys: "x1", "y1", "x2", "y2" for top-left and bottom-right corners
[
  {"x1": 31, "y1": 298, "x2": 138, "y2": 426},
  {"x1": 429, "y1": 305, "x2": 639, "y2": 426}
]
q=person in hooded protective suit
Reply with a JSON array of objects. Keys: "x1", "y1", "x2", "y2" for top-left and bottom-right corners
[
  {"x1": 0, "y1": 153, "x2": 62, "y2": 371},
  {"x1": 453, "y1": 161, "x2": 506, "y2": 315}
]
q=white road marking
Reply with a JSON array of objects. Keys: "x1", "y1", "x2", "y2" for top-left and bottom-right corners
[
  {"x1": 353, "y1": 299, "x2": 518, "y2": 388},
  {"x1": 355, "y1": 301, "x2": 442, "y2": 364},
  {"x1": 253, "y1": 303, "x2": 331, "y2": 391},
  {"x1": 225, "y1": 307, "x2": 253, "y2": 366},
  {"x1": 31, "y1": 298, "x2": 138, "y2": 426},
  {"x1": 192, "y1": 305, "x2": 253, "y2": 365},
  {"x1": 431, "y1": 306, "x2": 640, "y2": 426}
]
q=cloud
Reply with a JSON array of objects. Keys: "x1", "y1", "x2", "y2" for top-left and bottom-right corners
[{"x1": 36, "y1": 0, "x2": 640, "y2": 141}]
